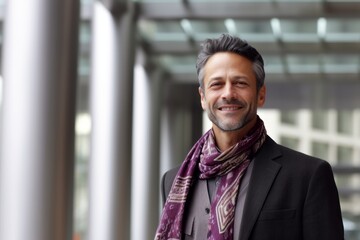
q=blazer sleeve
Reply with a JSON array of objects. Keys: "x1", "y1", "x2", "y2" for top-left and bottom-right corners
[{"x1": 302, "y1": 160, "x2": 344, "y2": 240}]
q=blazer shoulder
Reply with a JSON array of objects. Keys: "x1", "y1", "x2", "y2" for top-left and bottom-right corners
[
  {"x1": 161, "y1": 166, "x2": 180, "y2": 204},
  {"x1": 275, "y1": 143, "x2": 334, "y2": 178},
  {"x1": 278, "y1": 144, "x2": 328, "y2": 164},
  {"x1": 264, "y1": 136, "x2": 332, "y2": 172}
]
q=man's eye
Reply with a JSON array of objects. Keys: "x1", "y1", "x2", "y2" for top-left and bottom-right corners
[
  {"x1": 210, "y1": 82, "x2": 221, "y2": 87},
  {"x1": 235, "y1": 81, "x2": 247, "y2": 86}
]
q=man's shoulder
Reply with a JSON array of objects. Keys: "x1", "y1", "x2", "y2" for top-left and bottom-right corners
[
  {"x1": 162, "y1": 166, "x2": 181, "y2": 199},
  {"x1": 275, "y1": 141, "x2": 331, "y2": 171},
  {"x1": 163, "y1": 166, "x2": 180, "y2": 184},
  {"x1": 264, "y1": 136, "x2": 330, "y2": 169}
]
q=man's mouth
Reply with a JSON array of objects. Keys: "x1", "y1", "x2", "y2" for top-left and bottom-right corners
[{"x1": 218, "y1": 106, "x2": 242, "y2": 111}]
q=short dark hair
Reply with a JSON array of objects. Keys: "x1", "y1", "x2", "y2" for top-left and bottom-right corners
[{"x1": 196, "y1": 33, "x2": 265, "y2": 91}]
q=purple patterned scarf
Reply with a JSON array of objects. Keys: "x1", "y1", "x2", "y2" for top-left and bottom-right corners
[{"x1": 155, "y1": 116, "x2": 267, "y2": 240}]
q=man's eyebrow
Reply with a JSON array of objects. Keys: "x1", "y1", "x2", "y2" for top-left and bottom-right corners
[
  {"x1": 206, "y1": 76, "x2": 224, "y2": 84},
  {"x1": 208, "y1": 77, "x2": 223, "y2": 81},
  {"x1": 232, "y1": 75, "x2": 248, "y2": 80}
]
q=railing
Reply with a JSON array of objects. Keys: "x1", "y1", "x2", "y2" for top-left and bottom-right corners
[{"x1": 332, "y1": 165, "x2": 360, "y2": 197}]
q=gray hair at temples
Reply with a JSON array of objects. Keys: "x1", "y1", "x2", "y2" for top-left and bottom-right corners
[{"x1": 196, "y1": 33, "x2": 265, "y2": 92}]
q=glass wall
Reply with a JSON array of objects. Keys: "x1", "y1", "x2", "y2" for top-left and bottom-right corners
[{"x1": 269, "y1": 109, "x2": 360, "y2": 238}]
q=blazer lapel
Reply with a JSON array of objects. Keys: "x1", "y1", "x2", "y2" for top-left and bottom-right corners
[{"x1": 239, "y1": 137, "x2": 282, "y2": 240}]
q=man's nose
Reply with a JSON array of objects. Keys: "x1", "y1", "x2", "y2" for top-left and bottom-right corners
[{"x1": 221, "y1": 83, "x2": 236, "y2": 100}]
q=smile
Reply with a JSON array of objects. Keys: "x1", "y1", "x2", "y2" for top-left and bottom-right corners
[{"x1": 219, "y1": 106, "x2": 242, "y2": 111}]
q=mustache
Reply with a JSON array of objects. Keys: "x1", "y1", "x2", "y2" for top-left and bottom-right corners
[{"x1": 214, "y1": 99, "x2": 246, "y2": 108}]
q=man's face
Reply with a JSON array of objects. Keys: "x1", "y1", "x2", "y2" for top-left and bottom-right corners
[{"x1": 199, "y1": 52, "x2": 266, "y2": 132}]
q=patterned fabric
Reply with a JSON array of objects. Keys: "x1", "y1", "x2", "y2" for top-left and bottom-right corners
[{"x1": 155, "y1": 116, "x2": 267, "y2": 240}]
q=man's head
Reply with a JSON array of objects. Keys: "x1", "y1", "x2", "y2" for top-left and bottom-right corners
[
  {"x1": 196, "y1": 34, "x2": 265, "y2": 92},
  {"x1": 197, "y1": 34, "x2": 266, "y2": 135}
]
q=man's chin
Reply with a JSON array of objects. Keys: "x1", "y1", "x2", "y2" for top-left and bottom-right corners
[{"x1": 215, "y1": 122, "x2": 245, "y2": 132}]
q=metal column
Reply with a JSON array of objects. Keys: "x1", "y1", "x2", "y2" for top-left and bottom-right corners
[
  {"x1": 88, "y1": 1, "x2": 135, "y2": 240},
  {"x1": 0, "y1": 0, "x2": 79, "y2": 239},
  {"x1": 160, "y1": 84, "x2": 204, "y2": 176},
  {"x1": 131, "y1": 60, "x2": 163, "y2": 240}
]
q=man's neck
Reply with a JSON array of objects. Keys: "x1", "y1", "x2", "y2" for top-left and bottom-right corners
[
  {"x1": 212, "y1": 119, "x2": 257, "y2": 152},
  {"x1": 212, "y1": 130, "x2": 244, "y2": 152}
]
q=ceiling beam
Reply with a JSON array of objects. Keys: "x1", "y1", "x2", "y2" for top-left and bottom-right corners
[
  {"x1": 145, "y1": 40, "x2": 360, "y2": 55},
  {"x1": 136, "y1": 2, "x2": 360, "y2": 20}
]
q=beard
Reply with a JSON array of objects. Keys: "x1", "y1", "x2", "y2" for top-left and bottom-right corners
[{"x1": 205, "y1": 98, "x2": 257, "y2": 132}]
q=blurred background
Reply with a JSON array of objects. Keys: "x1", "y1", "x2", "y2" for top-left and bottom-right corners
[{"x1": 0, "y1": 0, "x2": 359, "y2": 239}]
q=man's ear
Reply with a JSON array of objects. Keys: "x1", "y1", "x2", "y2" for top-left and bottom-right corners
[
  {"x1": 198, "y1": 87, "x2": 206, "y2": 110},
  {"x1": 257, "y1": 85, "x2": 266, "y2": 107}
]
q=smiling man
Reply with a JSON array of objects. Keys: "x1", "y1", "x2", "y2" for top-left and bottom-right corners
[
  {"x1": 155, "y1": 34, "x2": 344, "y2": 240},
  {"x1": 199, "y1": 51, "x2": 265, "y2": 151}
]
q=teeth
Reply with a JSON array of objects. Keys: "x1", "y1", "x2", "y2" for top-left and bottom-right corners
[{"x1": 221, "y1": 107, "x2": 239, "y2": 111}]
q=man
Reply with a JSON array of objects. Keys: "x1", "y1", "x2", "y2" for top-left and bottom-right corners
[{"x1": 155, "y1": 34, "x2": 344, "y2": 240}]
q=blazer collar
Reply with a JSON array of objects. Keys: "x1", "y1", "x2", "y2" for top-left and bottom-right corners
[{"x1": 239, "y1": 136, "x2": 282, "y2": 240}]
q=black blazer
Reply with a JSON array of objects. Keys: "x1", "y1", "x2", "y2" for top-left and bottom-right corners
[{"x1": 162, "y1": 136, "x2": 344, "y2": 240}]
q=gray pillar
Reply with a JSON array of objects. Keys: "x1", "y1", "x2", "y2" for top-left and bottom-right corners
[
  {"x1": 0, "y1": 0, "x2": 79, "y2": 240},
  {"x1": 88, "y1": 1, "x2": 134, "y2": 240},
  {"x1": 131, "y1": 58, "x2": 163, "y2": 240},
  {"x1": 160, "y1": 106, "x2": 193, "y2": 170},
  {"x1": 160, "y1": 84, "x2": 203, "y2": 175}
]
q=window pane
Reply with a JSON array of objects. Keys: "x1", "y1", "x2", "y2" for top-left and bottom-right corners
[
  {"x1": 280, "y1": 136, "x2": 299, "y2": 150},
  {"x1": 337, "y1": 145, "x2": 353, "y2": 165},
  {"x1": 338, "y1": 111, "x2": 353, "y2": 135},
  {"x1": 312, "y1": 110, "x2": 329, "y2": 131},
  {"x1": 312, "y1": 141, "x2": 329, "y2": 160},
  {"x1": 280, "y1": 110, "x2": 298, "y2": 125}
]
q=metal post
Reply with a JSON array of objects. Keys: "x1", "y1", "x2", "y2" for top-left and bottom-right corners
[
  {"x1": 131, "y1": 60, "x2": 163, "y2": 240},
  {"x1": 88, "y1": 1, "x2": 134, "y2": 239},
  {"x1": 0, "y1": 0, "x2": 79, "y2": 239}
]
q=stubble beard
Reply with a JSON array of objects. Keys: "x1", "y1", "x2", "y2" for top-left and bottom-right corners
[{"x1": 206, "y1": 102, "x2": 256, "y2": 132}]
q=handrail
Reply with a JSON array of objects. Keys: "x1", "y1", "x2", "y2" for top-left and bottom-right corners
[{"x1": 332, "y1": 166, "x2": 360, "y2": 175}]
